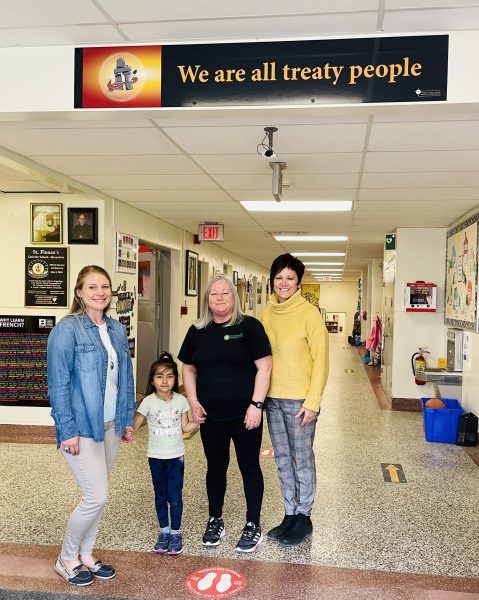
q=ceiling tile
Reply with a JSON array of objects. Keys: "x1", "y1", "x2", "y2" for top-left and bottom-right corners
[
  {"x1": 0, "y1": 25, "x2": 124, "y2": 47},
  {"x1": 369, "y1": 121, "x2": 479, "y2": 152},
  {"x1": 33, "y1": 155, "x2": 203, "y2": 176},
  {"x1": 0, "y1": 128, "x2": 180, "y2": 156},
  {"x1": 362, "y1": 172, "x2": 479, "y2": 188},
  {"x1": 0, "y1": 0, "x2": 106, "y2": 26},
  {"x1": 383, "y1": 7, "x2": 479, "y2": 31},
  {"x1": 100, "y1": 0, "x2": 378, "y2": 21},
  {"x1": 81, "y1": 174, "x2": 218, "y2": 190},
  {"x1": 364, "y1": 150, "x2": 479, "y2": 173},
  {"x1": 120, "y1": 13, "x2": 377, "y2": 43}
]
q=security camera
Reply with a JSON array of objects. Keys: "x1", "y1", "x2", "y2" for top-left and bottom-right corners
[
  {"x1": 260, "y1": 147, "x2": 277, "y2": 159},
  {"x1": 257, "y1": 126, "x2": 278, "y2": 159}
]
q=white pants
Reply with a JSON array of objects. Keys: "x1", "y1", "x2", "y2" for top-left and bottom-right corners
[{"x1": 61, "y1": 420, "x2": 121, "y2": 560}]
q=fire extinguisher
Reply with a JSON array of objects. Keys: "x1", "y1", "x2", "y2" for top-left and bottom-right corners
[{"x1": 411, "y1": 347, "x2": 430, "y2": 385}]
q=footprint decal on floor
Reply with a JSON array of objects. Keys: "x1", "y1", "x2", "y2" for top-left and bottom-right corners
[
  {"x1": 216, "y1": 573, "x2": 232, "y2": 593},
  {"x1": 186, "y1": 567, "x2": 246, "y2": 598},
  {"x1": 197, "y1": 571, "x2": 217, "y2": 591}
]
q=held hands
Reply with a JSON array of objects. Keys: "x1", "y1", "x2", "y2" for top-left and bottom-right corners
[
  {"x1": 244, "y1": 405, "x2": 262, "y2": 430},
  {"x1": 191, "y1": 400, "x2": 207, "y2": 424},
  {"x1": 61, "y1": 436, "x2": 80, "y2": 456},
  {"x1": 295, "y1": 406, "x2": 318, "y2": 427},
  {"x1": 122, "y1": 426, "x2": 134, "y2": 443}
]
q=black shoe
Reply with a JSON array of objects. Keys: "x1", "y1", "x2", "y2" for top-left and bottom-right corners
[
  {"x1": 279, "y1": 514, "x2": 313, "y2": 546},
  {"x1": 235, "y1": 522, "x2": 263, "y2": 553},
  {"x1": 202, "y1": 516, "x2": 225, "y2": 546},
  {"x1": 267, "y1": 515, "x2": 296, "y2": 541}
]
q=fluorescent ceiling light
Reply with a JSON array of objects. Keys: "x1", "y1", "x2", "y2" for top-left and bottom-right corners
[
  {"x1": 303, "y1": 262, "x2": 344, "y2": 266},
  {"x1": 241, "y1": 200, "x2": 352, "y2": 212},
  {"x1": 308, "y1": 268, "x2": 343, "y2": 272},
  {"x1": 274, "y1": 235, "x2": 348, "y2": 242},
  {"x1": 292, "y1": 252, "x2": 346, "y2": 257}
]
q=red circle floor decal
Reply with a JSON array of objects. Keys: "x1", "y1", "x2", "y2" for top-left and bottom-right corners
[{"x1": 186, "y1": 567, "x2": 246, "y2": 598}]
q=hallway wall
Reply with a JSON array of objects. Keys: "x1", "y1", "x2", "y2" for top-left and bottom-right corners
[{"x1": 318, "y1": 281, "x2": 357, "y2": 334}]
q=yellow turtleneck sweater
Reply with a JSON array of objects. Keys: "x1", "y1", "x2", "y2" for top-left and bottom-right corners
[{"x1": 260, "y1": 290, "x2": 329, "y2": 412}]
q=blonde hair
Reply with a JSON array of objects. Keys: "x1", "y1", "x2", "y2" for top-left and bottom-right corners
[
  {"x1": 69, "y1": 265, "x2": 113, "y2": 316},
  {"x1": 194, "y1": 275, "x2": 244, "y2": 329}
]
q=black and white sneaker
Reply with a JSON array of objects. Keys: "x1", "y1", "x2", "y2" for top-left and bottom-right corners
[
  {"x1": 235, "y1": 522, "x2": 263, "y2": 553},
  {"x1": 202, "y1": 517, "x2": 225, "y2": 546}
]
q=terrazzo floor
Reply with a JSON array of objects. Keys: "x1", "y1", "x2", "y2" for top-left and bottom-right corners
[{"x1": 1, "y1": 334, "x2": 479, "y2": 599}]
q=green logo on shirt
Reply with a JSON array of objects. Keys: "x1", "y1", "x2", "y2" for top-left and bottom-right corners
[{"x1": 224, "y1": 333, "x2": 244, "y2": 341}]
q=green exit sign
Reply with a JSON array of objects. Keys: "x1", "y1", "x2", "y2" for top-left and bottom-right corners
[{"x1": 385, "y1": 234, "x2": 396, "y2": 250}]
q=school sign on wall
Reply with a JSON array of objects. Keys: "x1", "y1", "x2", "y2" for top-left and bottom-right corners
[{"x1": 74, "y1": 35, "x2": 448, "y2": 109}]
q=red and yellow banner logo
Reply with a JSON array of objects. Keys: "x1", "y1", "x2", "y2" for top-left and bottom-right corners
[{"x1": 77, "y1": 46, "x2": 162, "y2": 108}]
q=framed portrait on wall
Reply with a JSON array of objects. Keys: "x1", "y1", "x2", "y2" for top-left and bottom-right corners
[
  {"x1": 186, "y1": 250, "x2": 199, "y2": 296},
  {"x1": 445, "y1": 211, "x2": 479, "y2": 331},
  {"x1": 31, "y1": 203, "x2": 62, "y2": 244},
  {"x1": 67, "y1": 208, "x2": 98, "y2": 244}
]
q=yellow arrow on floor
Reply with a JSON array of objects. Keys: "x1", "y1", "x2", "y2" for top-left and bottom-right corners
[{"x1": 385, "y1": 464, "x2": 400, "y2": 482}]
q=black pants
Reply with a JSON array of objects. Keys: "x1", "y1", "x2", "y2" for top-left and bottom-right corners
[{"x1": 200, "y1": 416, "x2": 264, "y2": 525}]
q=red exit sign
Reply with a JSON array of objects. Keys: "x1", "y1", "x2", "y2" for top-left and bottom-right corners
[{"x1": 198, "y1": 223, "x2": 224, "y2": 241}]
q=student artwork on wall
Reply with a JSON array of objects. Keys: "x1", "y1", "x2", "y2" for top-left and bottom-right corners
[
  {"x1": 445, "y1": 211, "x2": 479, "y2": 331},
  {"x1": 67, "y1": 208, "x2": 98, "y2": 244},
  {"x1": 301, "y1": 284, "x2": 320, "y2": 307},
  {"x1": 185, "y1": 250, "x2": 199, "y2": 296},
  {"x1": 31, "y1": 203, "x2": 62, "y2": 244}
]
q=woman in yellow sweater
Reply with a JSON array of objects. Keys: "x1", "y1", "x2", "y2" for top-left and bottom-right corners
[{"x1": 261, "y1": 253, "x2": 329, "y2": 546}]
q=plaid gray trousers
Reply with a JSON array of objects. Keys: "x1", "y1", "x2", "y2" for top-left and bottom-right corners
[{"x1": 266, "y1": 397, "x2": 317, "y2": 516}]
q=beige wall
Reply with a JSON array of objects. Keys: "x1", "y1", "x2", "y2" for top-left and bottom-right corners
[{"x1": 317, "y1": 281, "x2": 358, "y2": 335}]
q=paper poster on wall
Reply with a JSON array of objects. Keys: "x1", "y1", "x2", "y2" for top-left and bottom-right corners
[
  {"x1": 116, "y1": 232, "x2": 138, "y2": 273},
  {"x1": 25, "y1": 247, "x2": 68, "y2": 307},
  {"x1": 301, "y1": 284, "x2": 320, "y2": 307},
  {"x1": 445, "y1": 212, "x2": 479, "y2": 331},
  {"x1": 0, "y1": 315, "x2": 55, "y2": 406}
]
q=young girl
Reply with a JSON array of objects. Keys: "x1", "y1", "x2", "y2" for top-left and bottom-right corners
[{"x1": 134, "y1": 352, "x2": 198, "y2": 555}]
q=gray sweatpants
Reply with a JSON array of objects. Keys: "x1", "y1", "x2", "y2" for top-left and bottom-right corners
[
  {"x1": 60, "y1": 420, "x2": 121, "y2": 560},
  {"x1": 266, "y1": 398, "x2": 317, "y2": 516}
]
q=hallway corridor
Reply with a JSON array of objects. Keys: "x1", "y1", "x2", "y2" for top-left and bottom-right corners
[{"x1": 1, "y1": 334, "x2": 479, "y2": 599}]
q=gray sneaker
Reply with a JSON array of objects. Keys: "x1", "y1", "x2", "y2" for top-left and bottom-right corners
[
  {"x1": 168, "y1": 532, "x2": 183, "y2": 555},
  {"x1": 154, "y1": 531, "x2": 170, "y2": 553}
]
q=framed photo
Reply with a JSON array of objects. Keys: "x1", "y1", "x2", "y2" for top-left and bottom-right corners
[
  {"x1": 445, "y1": 211, "x2": 479, "y2": 331},
  {"x1": 67, "y1": 208, "x2": 98, "y2": 244},
  {"x1": 186, "y1": 250, "x2": 199, "y2": 296},
  {"x1": 233, "y1": 270, "x2": 239, "y2": 285},
  {"x1": 31, "y1": 203, "x2": 62, "y2": 244}
]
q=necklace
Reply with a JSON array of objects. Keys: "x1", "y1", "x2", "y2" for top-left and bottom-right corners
[{"x1": 106, "y1": 349, "x2": 115, "y2": 370}]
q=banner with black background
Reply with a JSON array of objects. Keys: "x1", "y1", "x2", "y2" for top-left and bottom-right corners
[{"x1": 75, "y1": 35, "x2": 448, "y2": 108}]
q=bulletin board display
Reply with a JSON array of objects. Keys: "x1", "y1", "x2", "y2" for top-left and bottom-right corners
[{"x1": 0, "y1": 315, "x2": 55, "y2": 406}]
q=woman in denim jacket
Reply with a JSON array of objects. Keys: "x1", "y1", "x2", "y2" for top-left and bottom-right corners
[{"x1": 48, "y1": 265, "x2": 135, "y2": 587}]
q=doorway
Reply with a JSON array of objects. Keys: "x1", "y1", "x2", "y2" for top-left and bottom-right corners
[{"x1": 136, "y1": 244, "x2": 171, "y2": 397}]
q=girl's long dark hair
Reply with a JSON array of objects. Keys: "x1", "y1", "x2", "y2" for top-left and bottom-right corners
[{"x1": 146, "y1": 351, "x2": 179, "y2": 395}]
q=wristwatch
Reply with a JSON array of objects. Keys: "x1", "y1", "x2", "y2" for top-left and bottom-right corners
[{"x1": 250, "y1": 400, "x2": 264, "y2": 409}]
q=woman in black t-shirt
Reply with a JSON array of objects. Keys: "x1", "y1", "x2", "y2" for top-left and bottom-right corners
[{"x1": 179, "y1": 275, "x2": 271, "y2": 553}]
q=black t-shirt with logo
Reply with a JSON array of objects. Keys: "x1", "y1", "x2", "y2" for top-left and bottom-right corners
[{"x1": 178, "y1": 316, "x2": 271, "y2": 421}]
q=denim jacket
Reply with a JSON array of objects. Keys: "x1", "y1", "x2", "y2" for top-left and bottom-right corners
[{"x1": 47, "y1": 313, "x2": 135, "y2": 446}]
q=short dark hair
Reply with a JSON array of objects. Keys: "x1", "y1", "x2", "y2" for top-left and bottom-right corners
[
  {"x1": 146, "y1": 351, "x2": 179, "y2": 395},
  {"x1": 270, "y1": 253, "x2": 305, "y2": 291}
]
